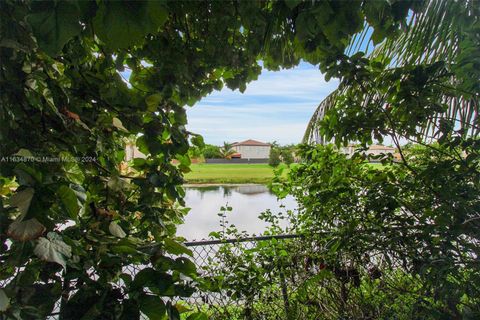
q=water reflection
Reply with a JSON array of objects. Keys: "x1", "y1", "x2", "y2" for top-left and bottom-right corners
[{"x1": 177, "y1": 185, "x2": 296, "y2": 240}]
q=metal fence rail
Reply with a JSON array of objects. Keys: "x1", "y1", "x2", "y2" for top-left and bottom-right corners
[
  {"x1": 2, "y1": 233, "x2": 412, "y2": 319},
  {"x1": 181, "y1": 233, "x2": 415, "y2": 320},
  {"x1": 184, "y1": 234, "x2": 306, "y2": 319}
]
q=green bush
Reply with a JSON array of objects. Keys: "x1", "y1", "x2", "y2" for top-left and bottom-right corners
[
  {"x1": 269, "y1": 148, "x2": 282, "y2": 167},
  {"x1": 203, "y1": 144, "x2": 222, "y2": 159},
  {"x1": 280, "y1": 149, "x2": 294, "y2": 164}
]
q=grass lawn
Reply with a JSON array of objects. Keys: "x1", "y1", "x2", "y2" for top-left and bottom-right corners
[{"x1": 184, "y1": 163, "x2": 287, "y2": 184}]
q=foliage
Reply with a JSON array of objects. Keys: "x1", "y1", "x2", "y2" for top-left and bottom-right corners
[
  {"x1": 280, "y1": 147, "x2": 295, "y2": 165},
  {"x1": 305, "y1": 0, "x2": 480, "y2": 143},
  {"x1": 271, "y1": 142, "x2": 480, "y2": 318},
  {"x1": 195, "y1": 141, "x2": 480, "y2": 318},
  {"x1": 198, "y1": 205, "x2": 445, "y2": 319},
  {"x1": 188, "y1": 144, "x2": 221, "y2": 160},
  {"x1": 0, "y1": 0, "x2": 434, "y2": 318},
  {"x1": 219, "y1": 142, "x2": 236, "y2": 160},
  {"x1": 292, "y1": 3, "x2": 480, "y2": 316},
  {"x1": 202, "y1": 144, "x2": 222, "y2": 160},
  {"x1": 269, "y1": 145, "x2": 296, "y2": 167},
  {"x1": 268, "y1": 148, "x2": 282, "y2": 167}
]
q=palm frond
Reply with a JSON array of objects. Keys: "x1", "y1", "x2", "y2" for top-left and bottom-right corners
[
  {"x1": 303, "y1": 91, "x2": 339, "y2": 144},
  {"x1": 305, "y1": 0, "x2": 479, "y2": 144}
]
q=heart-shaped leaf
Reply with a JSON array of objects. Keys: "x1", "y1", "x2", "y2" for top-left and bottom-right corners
[
  {"x1": 139, "y1": 294, "x2": 166, "y2": 320},
  {"x1": 10, "y1": 187, "x2": 34, "y2": 217},
  {"x1": 27, "y1": 1, "x2": 83, "y2": 56},
  {"x1": 7, "y1": 218, "x2": 45, "y2": 241},
  {"x1": 109, "y1": 221, "x2": 126, "y2": 238},
  {"x1": 57, "y1": 185, "x2": 80, "y2": 219},
  {"x1": 34, "y1": 232, "x2": 72, "y2": 269}
]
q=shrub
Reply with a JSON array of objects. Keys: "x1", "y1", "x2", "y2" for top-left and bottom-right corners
[{"x1": 269, "y1": 148, "x2": 281, "y2": 167}]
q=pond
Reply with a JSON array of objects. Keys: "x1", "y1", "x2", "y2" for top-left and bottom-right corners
[{"x1": 177, "y1": 185, "x2": 297, "y2": 240}]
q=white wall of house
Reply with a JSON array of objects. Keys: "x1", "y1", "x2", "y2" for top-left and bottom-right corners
[
  {"x1": 340, "y1": 145, "x2": 395, "y2": 157},
  {"x1": 367, "y1": 148, "x2": 395, "y2": 156},
  {"x1": 232, "y1": 145, "x2": 270, "y2": 159}
]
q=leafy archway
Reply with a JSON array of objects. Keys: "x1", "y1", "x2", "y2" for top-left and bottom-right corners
[{"x1": 1, "y1": 0, "x2": 468, "y2": 319}]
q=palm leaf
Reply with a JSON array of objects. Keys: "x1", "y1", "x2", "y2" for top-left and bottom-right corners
[{"x1": 304, "y1": 0, "x2": 479, "y2": 144}]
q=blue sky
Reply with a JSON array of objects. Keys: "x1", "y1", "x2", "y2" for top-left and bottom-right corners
[
  {"x1": 187, "y1": 62, "x2": 339, "y2": 145},
  {"x1": 122, "y1": 62, "x2": 340, "y2": 146}
]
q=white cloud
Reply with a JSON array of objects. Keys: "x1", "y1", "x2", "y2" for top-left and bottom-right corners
[{"x1": 187, "y1": 63, "x2": 339, "y2": 145}]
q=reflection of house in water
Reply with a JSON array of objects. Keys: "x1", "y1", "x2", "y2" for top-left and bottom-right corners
[
  {"x1": 187, "y1": 185, "x2": 270, "y2": 200},
  {"x1": 233, "y1": 185, "x2": 269, "y2": 195},
  {"x1": 195, "y1": 186, "x2": 221, "y2": 196},
  {"x1": 190, "y1": 186, "x2": 232, "y2": 199}
]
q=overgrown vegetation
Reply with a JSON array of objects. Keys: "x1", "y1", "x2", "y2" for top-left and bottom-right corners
[
  {"x1": 196, "y1": 142, "x2": 479, "y2": 319},
  {"x1": 1, "y1": 0, "x2": 478, "y2": 319},
  {"x1": 269, "y1": 144, "x2": 296, "y2": 167}
]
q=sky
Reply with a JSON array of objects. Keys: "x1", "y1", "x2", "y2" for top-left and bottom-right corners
[
  {"x1": 185, "y1": 26, "x2": 377, "y2": 146},
  {"x1": 186, "y1": 62, "x2": 339, "y2": 146}
]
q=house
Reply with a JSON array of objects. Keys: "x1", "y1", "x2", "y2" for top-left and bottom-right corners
[
  {"x1": 341, "y1": 144, "x2": 397, "y2": 158},
  {"x1": 231, "y1": 139, "x2": 271, "y2": 159}
]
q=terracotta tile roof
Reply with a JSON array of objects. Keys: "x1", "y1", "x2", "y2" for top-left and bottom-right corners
[{"x1": 231, "y1": 139, "x2": 271, "y2": 147}]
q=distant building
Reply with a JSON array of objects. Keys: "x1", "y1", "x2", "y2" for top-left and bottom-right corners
[
  {"x1": 231, "y1": 139, "x2": 271, "y2": 159},
  {"x1": 341, "y1": 144, "x2": 397, "y2": 158}
]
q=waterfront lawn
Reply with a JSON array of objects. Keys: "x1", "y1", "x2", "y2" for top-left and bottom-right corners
[{"x1": 184, "y1": 163, "x2": 286, "y2": 184}]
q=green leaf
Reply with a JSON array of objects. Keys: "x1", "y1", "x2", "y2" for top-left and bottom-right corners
[
  {"x1": 120, "y1": 299, "x2": 140, "y2": 320},
  {"x1": 107, "y1": 176, "x2": 128, "y2": 192},
  {"x1": 186, "y1": 313, "x2": 208, "y2": 320},
  {"x1": 145, "y1": 93, "x2": 163, "y2": 111},
  {"x1": 166, "y1": 301, "x2": 180, "y2": 320},
  {"x1": 93, "y1": 1, "x2": 168, "y2": 49},
  {"x1": 27, "y1": 1, "x2": 82, "y2": 55},
  {"x1": 139, "y1": 295, "x2": 166, "y2": 320},
  {"x1": 164, "y1": 239, "x2": 192, "y2": 257},
  {"x1": 191, "y1": 135, "x2": 205, "y2": 148},
  {"x1": 10, "y1": 187, "x2": 34, "y2": 217},
  {"x1": 113, "y1": 117, "x2": 128, "y2": 132},
  {"x1": 173, "y1": 257, "x2": 197, "y2": 276},
  {"x1": 15, "y1": 148, "x2": 33, "y2": 157},
  {"x1": 60, "y1": 152, "x2": 85, "y2": 184},
  {"x1": 18, "y1": 264, "x2": 40, "y2": 286},
  {"x1": 109, "y1": 221, "x2": 127, "y2": 238},
  {"x1": 7, "y1": 218, "x2": 45, "y2": 242},
  {"x1": 175, "y1": 304, "x2": 191, "y2": 314},
  {"x1": 111, "y1": 244, "x2": 138, "y2": 255},
  {"x1": 131, "y1": 268, "x2": 157, "y2": 290},
  {"x1": 0, "y1": 289, "x2": 10, "y2": 312},
  {"x1": 34, "y1": 232, "x2": 72, "y2": 269},
  {"x1": 57, "y1": 185, "x2": 80, "y2": 219},
  {"x1": 208, "y1": 231, "x2": 221, "y2": 239},
  {"x1": 131, "y1": 268, "x2": 176, "y2": 296},
  {"x1": 284, "y1": 0, "x2": 302, "y2": 10}
]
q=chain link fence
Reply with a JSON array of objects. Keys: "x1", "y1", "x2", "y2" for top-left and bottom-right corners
[
  {"x1": 2, "y1": 233, "x2": 417, "y2": 319},
  {"x1": 180, "y1": 234, "x2": 414, "y2": 320},
  {"x1": 184, "y1": 234, "x2": 304, "y2": 319}
]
